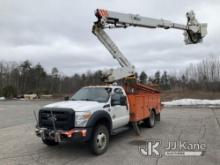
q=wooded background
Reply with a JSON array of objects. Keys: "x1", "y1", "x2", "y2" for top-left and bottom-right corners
[{"x1": 0, "y1": 56, "x2": 220, "y2": 98}]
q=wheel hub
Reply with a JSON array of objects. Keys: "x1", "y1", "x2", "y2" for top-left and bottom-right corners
[{"x1": 96, "y1": 132, "x2": 107, "y2": 149}]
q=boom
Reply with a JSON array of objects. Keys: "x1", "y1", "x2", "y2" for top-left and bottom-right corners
[{"x1": 92, "y1": 9, "x2": 207, "y2": 82}]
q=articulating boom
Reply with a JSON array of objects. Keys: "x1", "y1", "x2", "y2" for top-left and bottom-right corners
[{"x1": 92, "y1": 9, "x2": 207, "y2": 82}]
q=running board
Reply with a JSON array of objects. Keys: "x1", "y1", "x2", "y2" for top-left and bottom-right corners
[{"x1": 111, "y1": 126, "x2": 130, "y2": 135}]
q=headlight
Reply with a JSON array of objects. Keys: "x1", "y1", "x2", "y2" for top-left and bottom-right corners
[{"x1": 75, "y1": 111, "x2": 92, "y2": 127}]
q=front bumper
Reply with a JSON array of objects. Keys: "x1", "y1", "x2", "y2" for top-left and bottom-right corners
[{"x1": 35, "y1": 127, "x2": 92, "y2": 142}]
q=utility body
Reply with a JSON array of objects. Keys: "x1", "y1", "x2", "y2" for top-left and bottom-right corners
[{"x1": 35, "y1": 9, "x2": 207, "y2": 155}]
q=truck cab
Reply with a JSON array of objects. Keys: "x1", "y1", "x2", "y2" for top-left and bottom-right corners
[{"x1": 67, "y1": 85, "x2": 130, "y2": 130}]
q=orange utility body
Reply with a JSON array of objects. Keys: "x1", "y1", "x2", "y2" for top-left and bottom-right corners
[{"x1": 124, "y1": 83, "x2": 161, "y2": 122}]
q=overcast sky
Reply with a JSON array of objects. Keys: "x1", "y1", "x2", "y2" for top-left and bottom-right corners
[{"x1": 0, "y1": 0, "x2": 219, "y2": 76}]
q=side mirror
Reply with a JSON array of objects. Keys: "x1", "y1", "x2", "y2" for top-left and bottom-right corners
[{"x1": 64, "y1": 96, "x2": 69, "y2": 101}]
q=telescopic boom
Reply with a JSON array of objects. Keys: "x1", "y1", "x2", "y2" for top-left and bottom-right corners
[{"x1": 92, "y1": 9, "x2": 207, "y2": 82}]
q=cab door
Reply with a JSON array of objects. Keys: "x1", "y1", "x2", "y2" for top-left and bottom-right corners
[{"x1": 110, "y1": 88, "x2": 129, "y2": 129}]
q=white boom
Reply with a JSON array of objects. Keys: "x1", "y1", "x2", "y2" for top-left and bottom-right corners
[{"x1": 92, "y1": 9, "x2": 207, "y2": 82}]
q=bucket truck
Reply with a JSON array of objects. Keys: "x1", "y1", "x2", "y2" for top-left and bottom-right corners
[{"x1": 35, "y1": 9, "x2": 207, "y2": 155}]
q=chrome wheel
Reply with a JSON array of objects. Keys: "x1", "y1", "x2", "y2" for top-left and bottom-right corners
[
  {"x1": 89, "y1": 125, "x2": 109, "y2": 155},
  {"x1": 96, "y1": 132, "x2": 107, "y2": 150}
]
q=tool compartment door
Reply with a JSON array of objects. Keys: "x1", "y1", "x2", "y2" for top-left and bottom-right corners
[
  {"x1": 135, "y1": 95, "x2": 145, "y2": 120},
  {"x1": 128, "y1": 95, "x2": 147, "y2": 122}
]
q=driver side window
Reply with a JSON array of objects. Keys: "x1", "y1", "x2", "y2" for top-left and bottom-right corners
[
  {"x1": 111, "y1": 88, "x2": 126, "y2": 106},
  {"x1": 111, "y1": 93, "x2": 121, "y2": 105}
]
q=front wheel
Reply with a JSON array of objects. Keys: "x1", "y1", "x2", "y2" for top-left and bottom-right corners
[
  {"x1": 89, "y1": 125, "x2": 109, "y2": 155},
  {"x1": 143, "y1": 110, "x2": 155, "y2": 128}
]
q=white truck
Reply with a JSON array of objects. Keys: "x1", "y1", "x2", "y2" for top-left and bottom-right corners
[
  {"x1": 36, "y1": 84, "x2": 162, "y2": 155},
  {"x1": 35, "y1": 9, "x2": 207, "y2": 155}
]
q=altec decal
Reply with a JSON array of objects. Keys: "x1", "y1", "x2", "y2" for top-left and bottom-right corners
[{"x1": 97, "y1": 9, "x2": 109, "y2": 17}]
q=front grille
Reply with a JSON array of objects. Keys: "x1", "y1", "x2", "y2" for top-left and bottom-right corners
[{"x1": 38, "y1": 108, "x2": 75, "y2": 130}]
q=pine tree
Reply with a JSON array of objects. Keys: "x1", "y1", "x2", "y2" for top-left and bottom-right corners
[
  {"x1": 154, "y1": 71, "x2": 160, "y2": 84},
  {"x1": 139, "y1": 71, "x2": 147, "y2": 84},
  {"x1": 161, "y1": 71, "x2": 170, "y2": 90}
]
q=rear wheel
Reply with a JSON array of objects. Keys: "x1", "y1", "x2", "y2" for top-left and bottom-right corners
[
  {"x1": 89, "y1": 125, "x2": 109, "y2": 155},
  {"x1": 42, "y1": 138, "x2": 59, "y2": 146},
  {"x1": 143, "y1": 110, "x2": 155, "y2": 128},
  {"x1": 155, "y1": 113, "x2": 160, "y2": 121}
]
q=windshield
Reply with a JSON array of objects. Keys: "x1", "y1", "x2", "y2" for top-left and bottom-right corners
[{"x1": 71, "y1": 87, "x2": 111, "y2": 103}]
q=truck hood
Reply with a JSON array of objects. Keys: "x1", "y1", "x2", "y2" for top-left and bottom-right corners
[{"x1": 44, "y1": 100, "x2": 106, "y2": 112}]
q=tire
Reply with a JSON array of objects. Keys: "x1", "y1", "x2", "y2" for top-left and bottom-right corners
[
  {"x1": 155, "y1": 113, "x2": 160, "y2": 121},
  {"x1": 143, "y1": 110, "x2": 155, "y2": 128},
  {"x1": 42, "y1": 138, "x2": 59, "y2": 146},
  {"x1": 89, "y1": 125, "x2": 109, "y2": 155}
]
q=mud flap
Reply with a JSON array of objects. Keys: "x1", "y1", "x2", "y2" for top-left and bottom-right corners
[{"x1": 132, "y1": 122, "x2": 141, "y2": 136}]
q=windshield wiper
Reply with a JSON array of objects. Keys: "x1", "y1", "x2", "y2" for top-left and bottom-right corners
[{"x1": 80, "y1": 98, "x2": 96, "y2": 101}]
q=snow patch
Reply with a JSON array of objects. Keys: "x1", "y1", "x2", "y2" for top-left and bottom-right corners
[
  {"x1": 163, "y1": 99, "x2": 220, "y2": 106},
  {"x1": 0, "y1": 97, "x2": 6, "y2": 101}
]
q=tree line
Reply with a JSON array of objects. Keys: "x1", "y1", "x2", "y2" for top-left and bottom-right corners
[
  {"x1": 0, "y1": 56, "x2": 220, "y2": 98},
  {"x1": 0, "y1": 60, "x2": 105, "y2": 97},
  {"x1": 139, "y1": 56, "x2": 220, "y2": 92}
]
